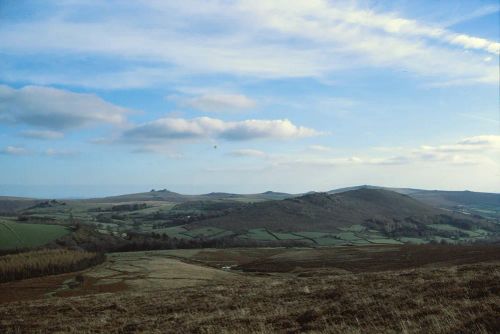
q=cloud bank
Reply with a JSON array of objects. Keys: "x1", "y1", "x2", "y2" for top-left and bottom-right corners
[
  {"x1": 123, "y1": 117, "x2": 321, "y2": 142},
  {"x1": 255, "y1": 135, "x2": 500, "y2": 168},
  {"x1": 0, "y1": 85, "x2": 128, "y2": 130}
]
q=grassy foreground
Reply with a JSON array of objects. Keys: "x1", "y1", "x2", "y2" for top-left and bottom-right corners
[
  {"x1": 0, "y1": 249, "x2": 105, "y2": 283},
  {"x1": 0, "y1": 260, "x2": 498, "y2": 333}
]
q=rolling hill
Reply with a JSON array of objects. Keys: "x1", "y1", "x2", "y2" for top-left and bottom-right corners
[
  {"x1": 402, "y1": 189, "x2": 500, "y2": 207},
  {"x1": 191, "y1": 189, "x2": 444, "y2": 232},
  {"x1": 84, "y1": 189, "x2": 293, "y2": 204},
  {"x1": 329, "y1": 185, "x2": 500, "y2": 207},
  {"x1": 0, "y1": 197, "x2": 44, "y2": 214},
  {"x1": 86, "y1": 185, "x2": 500, "y2": 215},
  {"x1": 1, "y1": 187, "x2": 498, "y2": 251}
]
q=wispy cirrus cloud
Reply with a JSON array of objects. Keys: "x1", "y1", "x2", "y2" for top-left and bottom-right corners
[
  {"x1": 43, "y1": 148, "x2": 79, "y2": 158},
  {"x1": 0, "y1": 85, "x2": 128, "y2": 131},
  {"x1": 176, "y1": 93, "x2": 256, "y2": 112},
  {"x1": 0, "y1": 146, "x2": 30, "y2": 156},
  {"x1": 0, "y1": 145, "x2": 31, "y2": 155},
  {"x1": 260, "y1": 135, "x2": 500, "y2": 168},
  {"x1": 417, "y1": 135, "x2": 500, "y2": 154},
  {"x1": 228, "y1": 148, "x2": 267, "y2": 158},
  {"x1": 20, "y1": 130, "x2": 65, "y2": 140},
  {"x1": 306, "y1": 145, "x2": 334, "y2": 153},
  {"x1": 0, "y1": 1, "x2": 497, "y2": 88},
  {"x1": 0, "y1": 146, "x2": 79, "y2": 158},
  {"x1": 442, "y1": 4, "x2": 500, "y2": 27}
]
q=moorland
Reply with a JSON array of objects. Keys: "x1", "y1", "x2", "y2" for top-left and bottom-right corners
[{"x1": 0, "y1": 185, "x2": 499, "y2": 333}]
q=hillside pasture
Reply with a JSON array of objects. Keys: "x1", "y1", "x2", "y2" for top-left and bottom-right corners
[
  {"x1": 238, "y1": 228, "x2": 279, "y2": 241},
  {"x1": 0, "y1": 220, "x2": 69, "y2": 250}
]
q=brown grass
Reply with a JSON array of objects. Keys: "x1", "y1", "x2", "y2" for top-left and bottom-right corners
[
  {"x1": 0, "y1": 249, "x2": 104, "y2": 283},
  {"x1": 0, "y1": 261, "x2": 498, "y2": 333},
  {"x1": 236, "y1": 244, "x2": 500, "y2": 273}
]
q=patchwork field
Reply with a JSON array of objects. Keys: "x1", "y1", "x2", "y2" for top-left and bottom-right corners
[{"x1": 0, "y1": 188, "x2": 498, "y2": 252}]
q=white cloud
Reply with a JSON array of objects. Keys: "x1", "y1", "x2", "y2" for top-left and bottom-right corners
[
  {"x1": 0, "y1": 1, "x2": 497, "y2": 87},
  {"x1": 272, "y1": 155, "x2": 409, "y2": 167},
  {"x1": 307, "y1": 145, "x2": 334, "y2": 153},
  {"x1": 0, "y1": 146, "x2": 29, "y2": 156},
  {"x1": 416, "y1": 135, "x2": 500, "y2": 154},
  {"x1": 449, "y1": 34, "x2": 499, "y2": 54},
  {"x1": 122, "y1": 117, "x2": 321, "y2": 142},
  {"x1": 179, "y1": 93, "x2": 256, "y2": 112},
  {"x1": 264, "y1": 134, "x2": 500, "y2": 168},
  {"x1": 458, "y1": 135, "x2": 500, "y2": 148},
  {"x1": 20, "y1": 130, "x2": 64, "y2": 140},
  {"x1": 0, "y1": 146, "x2": 79, "y2": 157},
  {"x1": 44, "y1": 148, "x2": 79, "y2": 158},
  {"x1": 229, "y1": 149, "x2": 267, "y2": 157},
  {"x1": 0, "y1": 85, "x2": 128, "y2": 130},
  {"x1": 240, "y1": 1, "x2": 499, "y2": 54}
]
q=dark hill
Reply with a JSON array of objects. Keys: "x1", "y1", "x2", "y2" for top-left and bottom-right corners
[
  {"x1": 330, "y1": 185, "x2": 500, "y2": 209},
  {"x1": 191, "y1": 189, "x2": 443, "y2": 232},
  {"x1": 407, "y1": 190, "x2": 500, "y2": 208},
  {"x1": 85, "y1": 189, "x2": 294, "y2": 204},
  {"x1": 85, "y1": 189, "x2": 189, "y2": 203},
  {"x1": 0, "y1": 197, "x2": 44, "y2": 214}
]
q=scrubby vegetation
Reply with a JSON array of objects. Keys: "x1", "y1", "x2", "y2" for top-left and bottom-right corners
[
  {"x1": 0, "y1": 259, "x2": 498, "y2": 333},
  {"x1": 0, "y1": 249, "x2": 104, "y2": 283}
]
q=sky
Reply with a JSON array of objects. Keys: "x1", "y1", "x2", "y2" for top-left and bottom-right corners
[{"x1": 0, "y1": 0, "x2": 499, "y2": 198}]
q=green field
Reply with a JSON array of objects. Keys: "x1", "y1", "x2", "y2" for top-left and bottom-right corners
[
  {"x1": 155, "y1": 226, "x2": 194, "y2": 239},
  {"x1": 1, "y1": 189, "x2": 497, "y2": 250},
  {"x1": 239, "y1": 228, "x2": 278, "y2": 241},
  {"x1": 184, "y1": 227, "x2": 233, "y2": 239},
  {"x1": 399, "y1": 237, "x2": 427, "y2": 244},
  {"x1": 0, "y1": 220, "x2": 70, "y2": 250}
]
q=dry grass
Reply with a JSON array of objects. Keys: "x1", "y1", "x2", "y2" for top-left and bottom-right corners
[
  {"x1": 0, "y1": 261, "x2": 498, "y2": 333},
  {"x1": 0, "y1": 249, "x2": 104, "y2": 283}
]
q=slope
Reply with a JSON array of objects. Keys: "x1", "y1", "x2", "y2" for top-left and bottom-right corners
[{"x1": 191, "y1": 189, "x2": 442, "y2": 233}]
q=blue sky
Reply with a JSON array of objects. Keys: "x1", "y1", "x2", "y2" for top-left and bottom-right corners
[{"x1": 0, "y1": 0, "x2": 499, "y2": 197}]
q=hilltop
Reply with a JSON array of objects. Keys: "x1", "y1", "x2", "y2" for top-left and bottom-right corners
[
  {"x1": 82, "y1": 188, "x2": 292, "y2": 204},
  {"x1": 329, "y1": 185, "x2": 500, "y2": 207},
  {"x1": 192, "y1": 188, "x2": 441, "y2": 232},
  {"x1": 329, "y1": 185, "x2": 500, "y2": 220}
]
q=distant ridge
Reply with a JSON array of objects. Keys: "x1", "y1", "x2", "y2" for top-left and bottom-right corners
[
  {"x1": 1, "y1": 186, "x2": 498, "y2": 214},
  {"x1": 85, "y1": 189, "x2": 188, "y2": 203},
  {"x1": 191, "y1": 188, "x2": 442, "y2": 232},
  {"x1": 0, "y1": 196, "x2": 43, "y2": 213},
  {"x1": 80, "y1": 188, "x2": 294, "y2": 204},
  {"x1": 329, "y1": 185, "x2": 500, "y2": 208}
]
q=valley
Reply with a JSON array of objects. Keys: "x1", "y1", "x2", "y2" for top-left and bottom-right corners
[
  {"x1": 0, "y1": 187, "x2": 498, "y2": 253},
  {"x1": 0, "y1": 186, "x2": 499, "y2": 333}
]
